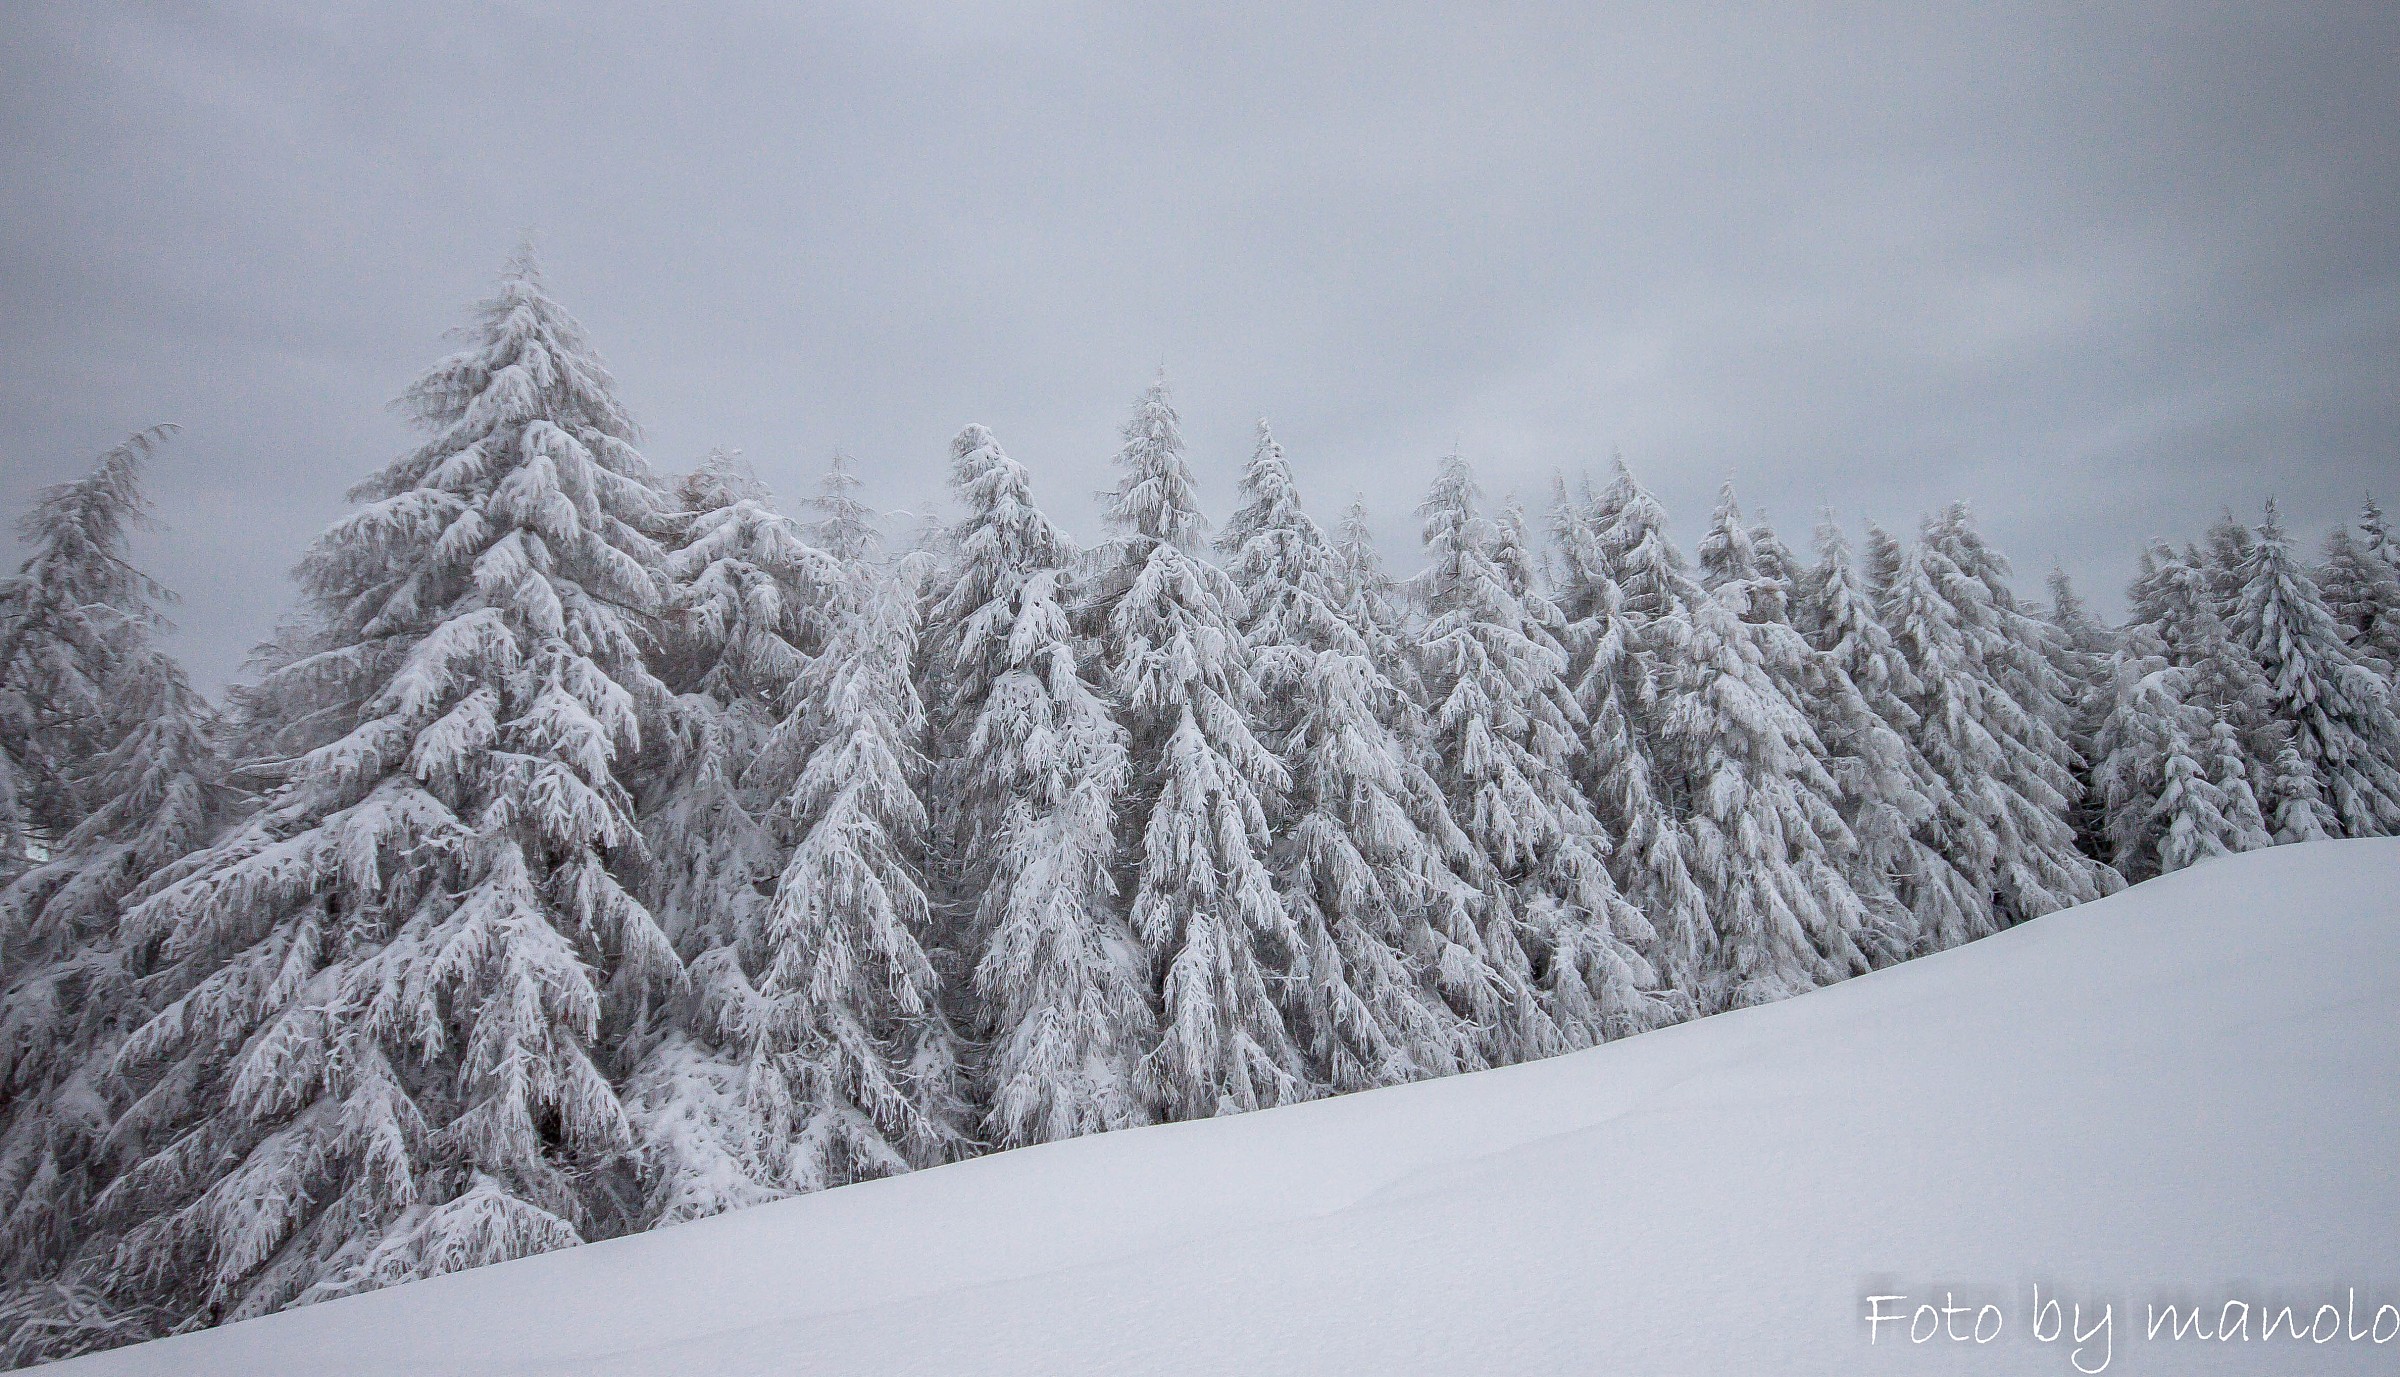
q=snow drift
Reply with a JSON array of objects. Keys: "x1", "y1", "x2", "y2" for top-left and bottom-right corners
[{"x1": 54, "y1": 840, "x2": 2400, "y2": 1375}]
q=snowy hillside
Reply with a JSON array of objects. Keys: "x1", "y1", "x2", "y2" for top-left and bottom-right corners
[{"x1": 54, "y1": 840, "x2": 2400, "y2": 1375}]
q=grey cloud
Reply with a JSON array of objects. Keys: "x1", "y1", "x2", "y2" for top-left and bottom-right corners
[{"x1": 4, "y1": 3, "x2": 2394, "y2": 687}]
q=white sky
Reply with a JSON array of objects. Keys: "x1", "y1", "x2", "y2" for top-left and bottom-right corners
[{"x1": 5, "y1": 4, "x2": 2395, "y2": 687}]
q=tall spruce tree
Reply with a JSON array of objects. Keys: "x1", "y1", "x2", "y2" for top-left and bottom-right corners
[
  {"x1": 2094, "y1": 627, "x2": 2246, "y2": 880},
  {"x1": 639, "y1": 453, "x2": 838, "y2": 959},
  {"x1": 2119, "y1": 539, "x2": 2304, "y2": 848},
  {"x1": 620, "y1": 454, "x2": 842, "y2": 1225},
  {"x1": 1416, "y1": 457, "x2": 1661, "y2": 1056},
  {"x1": 1582, "y1": 462, "x2": 1725, "y2": 989},
  {"x1": 2223, "y1": 502, "x2": 2400, "y2": 837},
  {"x1": 2319, "y1": 507, "x2": 2400, "y2": 677},
  {"x1": 1599, "y1": 473, "x2": 1852, "y2": 1009},
  {"x1": 924, "y1": 426, "x2": 1148, "y2": 1149},
  {"x1": 1550, "y1": 478, "x2": 1707, "y2": 1010},
  {"x1": 801, "y1": 451, "x2": 882, "y2": 565},
  {"x1": 0, "y1": 430, "x2": 244, "y2": 1365},
  {"x1": 1698, "y1": 489, "x2": 1900, "y2": 970},
  {"x1": 0, "y1": 427, "x2": 180, "y2": 883},
  {"x1": 1871, "y1": 526, "x2": 2005, "y2": 940},
  {"x1": 1798, "y1": 518, "x2": 1983, "y2": 956},
  {"x1": 1919, "y1": 506, "x2": 2113, "y2": 921},
  {"x1": 94, "y1": 253, "x2": 683, "y2": 1325},
  {"x1": 1331, "y1": 496, "x2": 1428, "y2": 707},
  {"x1": 2200, "y1": 511, "x2": 2257, "y2": 624},
  {"x1": 1092, "y1": 378, "x2": 1307, "y2": 1118},
  {"x1": 2042, "y1": 569, "x2": 2118, "y2": 865},
  {"x1": 1219, "y1": 423, "x2": 1490, "y2": 1090},
  {"x1": 631, "y1": 461, "x2": 963, "y2": 1219}
]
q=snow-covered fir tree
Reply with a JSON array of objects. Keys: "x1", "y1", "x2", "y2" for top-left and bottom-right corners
[
  {"x1": 636, "y1": 500, "x2": 963, "y2": 1219},
  {"x1": 1548, "y1": 478, "x2": 1708, "y2": 1012},
  {"x1": 638, "y1": 453, "x2": 839, "y2": 960},
  {"x1": 0, "y1": 430, "x2": 245, "y2": 1365},
  {"x1": 2094, "y1": 626, "x2": 2265, "y2": 881},
  {"x1": 2124, "y1": 543, "x2": 2276, "y2": 778},
  {"x1": 1218, "y1": 423, "x2": 1489, "y2": 1091},
  {"x1": 923, "y1": 426, "x2": 1149, "y2": 1149},
  {"x1": 1091, "y1": 377, "x2": 1308, "y2": 1117},
  {"x1": 1913, "y1": 506, "x2": 2113, "y2": 923},
  {"x1": 2199, "y1": 511, "x2": 2257, "y2": 623},
  {"x1": 1416, "y1": 457, "x2": 1661, "y2": 1056},
  {"x1": 2319, "y1": 505, "x2": 2400, "y2": 677},
  {"x1": 1595, "y1": 471, "x2": 1856, "y2": 1009},
  {"x1": 800, "y1": 451, "x2": 882, "y2": 565},
  {"x1": 2042, "y1": 569, "x2": 2118, "y2": 864},
  {"x1": 2362, "y1": 498, "x2": 2400, "y2": 662},
  {"x1": 0, "y1": 427, "x2": 181, "y2": 884},
  {"x1": 1698, "y1": 489, "x2": 1902, "y2": 970},
  {"x1": 2264, "y1": 729, "x2": 2337, "y2": 846},
  {"x1": 2201, "y1": 716, "x2": 2274, "y2": 854},
  {"x1": 1331, "y1": 496, "x2": 1431, "y2": 709},
  {"x1": 1888, "y1": 514, "x2": 2128, "y2": 924},
  {"x1": 1796, "y1": 518, "x2": 1982, "y2": 957},
  {"x1": 2114, "y1": 537, "x2": 2319, "y2": 853},
  {"x1": 2223, "y1": 502, "x2": 2400, "y2": 837},
  {"x1": 621, "y1": 454, "x2": 847, "y2": 1224},
  {"x1": 1869, "y1": 525, "x2": 2006, "y2": 939},
  {"x1": 92, "y1": 252, "x2": 683, "y2": 1326},
  {"x1": 630, "y1": 458, "x2": 962, "y2": 1221}
]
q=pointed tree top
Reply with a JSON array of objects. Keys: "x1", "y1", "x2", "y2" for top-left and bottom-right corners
[
  {"x1": 806, "y1": 449, "x2": 883, "y2": 563},
  {"x1": 677, "y1": 447, "x2": 769, "y2": 510},
  {"x1": 1105, "y1": 372, "x2": 1205, "y2": 551},
  {"x1": 1246, "y1": 419, "x2": 1289, "y2": 482},
  {"x1": 16, "y1": 423, "x2": 177, "y2": 553},
  {"x1": 1811, "y1": 509, "x2": 1852, "y2": 561}
]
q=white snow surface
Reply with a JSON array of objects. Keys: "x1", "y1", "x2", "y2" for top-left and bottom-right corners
[{"x1": 59, "y1": 840, "x2": 2400, "y2": 1375}]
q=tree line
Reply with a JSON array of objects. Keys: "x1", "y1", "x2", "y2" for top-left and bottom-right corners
[{"x1": 3, "y1": 254, "x2": 2396, "y2": 1365}]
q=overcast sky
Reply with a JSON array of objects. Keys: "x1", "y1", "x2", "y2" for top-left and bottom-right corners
[{"x1": 5, "y1": 3, "x2": 2395, "y2": 688}]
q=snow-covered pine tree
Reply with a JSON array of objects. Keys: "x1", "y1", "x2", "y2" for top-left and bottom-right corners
[
  {"x1": 2126, "y1": 544, "x2": 2273, "y2": 764},
  {"x1": 1796, "y1": 518, "x2": 1983, "y2": 957},
  {"x1": 638, "y1": 499, "x2": 964, "y2": 1219},
  {"x1": 2363, "y1": 497, "x2": 2400, "y2": 645},
  {"x1": 2319, "y1": 507, "x2": 2400, "y2": 677},
  {"x1": 2042, "y1": 569, "x2": 2118, "y2": 864},
  {"x1": 638, "y1": 453, "x2": 839, "y2": 960},
  {"x1": 95, "y1": 252, "x2": 683, "y2": 1327},
  {"x1": 1091, "y1": 377, "x2": 1308, "y2": 1117},
  {"x1": 1579, "y1": 461, "x2": 1722, "y2": 992},
  {"x1": 619, "y1": 454, "x2": 844, "y2": 1225},
  {"x1": 0, "y1": 430, "x2": 245, "y2": 1365},
  {"x1": 2202, "y1": 715, "x2": 2274, "y2": 854},
  {"x1": 2118, "y1": 539, "x2": 2298, "y2": 850},
  {"x1": 1595, "y1": 473, "x2": 1851, "y2": 1009},
  {"x1": 2092, "y1": 626, "x2": 2264, "y2": 880},
  {"x1": 1416, "y1": 457, "x2": 1661, "y2": 1056},
  {"x1": 2223, "y1": 501, "x2": 2400, "y2": 837},
  {"x1": 1697, "y1": 489, "x2": 1900, "y2": 971},
  {"x1": 1870, "y1": 525, "x2": 2005, "y2": 941},
  {"x1": 1921, "y1": 505, "x2": 2114, "y2": 919},
  {"x1": 2199, "y1": 511, "x2": 2257, "y2": 624},
  {"x1": 924, "y1": 426, "x2": 1148, "y2": 1149},
  {"x1": 1218, "y1": 423, "x2": 1489, "y2": 1092},
  {"x1": 629, "y1": 456, "x2": 965, "y2": 1221},
  {"x1": 1331, "y1": 496, "x2": 1428, "y2": 707},
  {"x1": 801, "y1": 451, "x2": 882, "y2": 565},
  {"x1": 2264, "y1": 730, "x2": 2336, "y2": 845},
  {"x1": 1549, "y1": 478, "x2": 1707, "y2": 1008},
  {"x1": 0, "y1": 427, "x2": 179, "y2": 884}
]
